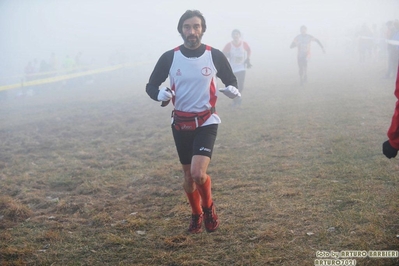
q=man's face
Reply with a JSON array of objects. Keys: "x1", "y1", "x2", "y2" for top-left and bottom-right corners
[
  {"x1": 232, "y1": 32, "x2": 241, "y2": 42},
  {"x1": 181, "y1": 16, "x2": 203, "y2": 49}
]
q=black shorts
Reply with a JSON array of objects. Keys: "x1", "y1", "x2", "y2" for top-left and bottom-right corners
[
  {"x1": 172, "y1": 124, "x2": 218, "y2": 165},
  {"x1": 298, "y1": 54, "x2": 308, "y2": 68}
]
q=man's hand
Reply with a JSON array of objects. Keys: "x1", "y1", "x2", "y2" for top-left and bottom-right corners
[
  {"x1": 245, "y1": 59, "x2": 252, "y2": 69},
  {"x1": 219, "y1": 85, "x2": 241, "y2": 99},
  {"x1": 157, "y1": 87, "x2": 174, "y2": 102},
  {"x1": 382, "y1": 140, "x2": 398, "y2": 159}
]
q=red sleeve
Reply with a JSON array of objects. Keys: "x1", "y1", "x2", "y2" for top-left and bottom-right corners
[
  {"x1": 243, "y1": 42, "x2": 251, "y2": 57},
  {"x1": 222, "y1": 43, "x2": 231, "y2": 54},
  {"x1": 387, "y1": 64, "x2": 399, "y2": 149}
]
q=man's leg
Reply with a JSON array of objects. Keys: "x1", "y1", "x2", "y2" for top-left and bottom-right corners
[
  {"x1": 182, "y1": 164, "x2": 203, "y2": 233},
  {"x1": 298, "y1": 57, "x2": 304, "y2": 85},
  {"x1": 191, "y1": 155, "x2": 219, "y2": 232},
  {"x1": 172, "y1": 128, "x2": 204, "y2": 233},
  {"x1": 190, "y1": 155, "x2": 212, "y2": 208},
  {"x1": 303, "y1": 58, "x2": 308, "y2": 83},
  {"x1": 303, "y1": 66, "x2": 307, "y2": 83}
]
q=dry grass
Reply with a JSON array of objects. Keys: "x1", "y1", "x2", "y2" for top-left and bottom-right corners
[{"x1": 1, "y1": 59, "x2": 399, "y2": 265}]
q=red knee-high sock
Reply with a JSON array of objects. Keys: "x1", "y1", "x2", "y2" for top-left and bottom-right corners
[
  {"x1": 196, "y1": 175, "x2": 212, "y2": 208},
  {"x1": 185, "y1": 189, "x2": 202, "y2": 215}
]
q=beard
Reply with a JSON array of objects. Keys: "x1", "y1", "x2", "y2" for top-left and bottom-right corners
[{"x1": 182, "y1": 33, "x2": 203, "y2": 49}]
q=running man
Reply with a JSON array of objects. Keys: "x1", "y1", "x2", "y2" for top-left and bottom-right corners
[
  {"x1": 223, "y1": 29, "x2": 252, "y2": 106},
  {"x1": 290, "y1": 25, "x2": 325, "y2": 85},
  {"x1": 146, "y1": 10, "x2": 240, "y2": 233}
]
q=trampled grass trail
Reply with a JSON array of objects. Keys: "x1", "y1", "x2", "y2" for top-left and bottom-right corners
[{"x1": 1, "y1": 58, "x2": 399, "y2": 265}]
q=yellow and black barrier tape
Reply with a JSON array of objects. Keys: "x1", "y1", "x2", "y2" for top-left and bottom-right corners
[
  {"x1": 0, "y1": 61, "x2": 152, "y2": 92},
  {"x1": 0, "y1": 64, "x2": 97, "y2": 81}
]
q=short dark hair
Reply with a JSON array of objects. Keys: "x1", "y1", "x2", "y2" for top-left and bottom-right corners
[
  {"x1": 231, "y1": 29, "x2": 241, "y2": 37},
  {"x1": 177, "y1": 10, "x2": 207, "y2": 34}
]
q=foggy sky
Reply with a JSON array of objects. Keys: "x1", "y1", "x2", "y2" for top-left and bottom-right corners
[{"x1": 0, "y1": 0, "x2": 397, "y2": 79}]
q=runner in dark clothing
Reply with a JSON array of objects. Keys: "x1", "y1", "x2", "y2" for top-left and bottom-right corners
[{"x1": 290, "y1": 25, "x2": 325, "y2": 85}]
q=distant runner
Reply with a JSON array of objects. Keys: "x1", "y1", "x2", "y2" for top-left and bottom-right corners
[
  {"x1": 290, "y1": 25, "x2": 325, "y2": 85},
  {"x1": 223, "y1": 29, "x2": 252, "y2": 107}
]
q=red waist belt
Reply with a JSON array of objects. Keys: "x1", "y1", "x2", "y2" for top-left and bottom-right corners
[{"x1": 172, "y1": 108, "x2": 215, "y2": 131}]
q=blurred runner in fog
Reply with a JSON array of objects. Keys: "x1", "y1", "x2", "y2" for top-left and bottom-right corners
[
  {"x1": 39, "y1": 60, "x2": 50, "y2": 75},
  {"x1": 385, "y1": 20, "x2": 399, "y2": 79},
  {"x1": 24, "y1": 61, "x2": 34, "y2": 82},
  {"x1": 146, "y1": 10, "x2": 239, "y2": 234},
  {"x1": 290, "y1": 25, "x2": 325, "y2": 85},
  {"x1": 63, "y1": 55, "x2": 75, "y2": 74},
  {"x1": 382, "y1": 63, "x2": 399, "y2": 159},
  {"x1": 49, "y1": 52, "x2": 59, "y2": 76},
  {"x1": 357, "y1": 23, "x2": 374, "y2": 63},
  {"x1": 32, "y1": 58, "x2": 39, "y2": 75},
  {"x1": 223, "y1": 29, "x2": 252, "y2": 107}
]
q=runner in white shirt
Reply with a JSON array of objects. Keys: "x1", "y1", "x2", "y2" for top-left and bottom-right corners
[
  {"x1": 146, "y1": 10, "x2": 239, "y2": 234},
  {"x1": 223, "y1": 29, "x2": 252, "y2": 107}
]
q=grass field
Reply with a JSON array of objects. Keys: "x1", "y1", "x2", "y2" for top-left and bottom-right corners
[{"x1": 1, "y1": 56, "x2": 399, "y2": 265}]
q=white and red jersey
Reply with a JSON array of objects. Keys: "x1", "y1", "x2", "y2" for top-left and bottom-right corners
[
  {"x1": 223, "y1": 41, "x2": 251, "y2": 73},
  {"x1": 169, "y1": 45, "x2": 221, "y2": 125}
]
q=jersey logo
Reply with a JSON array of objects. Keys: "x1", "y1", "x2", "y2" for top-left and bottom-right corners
[
  {"x1": 176, "y1": 69, "x2": 182, "y2": 76},
  {"x1": 201, "y1": 67, "x2": 212, "y2": 76}
]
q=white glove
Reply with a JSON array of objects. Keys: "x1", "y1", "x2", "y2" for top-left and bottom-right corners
[
  {"x1": 219, "y1": 85, "x2": 241, "y2": 99},
  {"x1": 157, "y1": 87, "x2": 174, "y2": 101}
]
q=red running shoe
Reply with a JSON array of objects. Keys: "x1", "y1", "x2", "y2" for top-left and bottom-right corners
[
  {"x1": 188, "y1": 213, "x2": 203, "y2": 234},
  {"x1": 203, "y1": 203, "x2": 219, "y2": 232}
]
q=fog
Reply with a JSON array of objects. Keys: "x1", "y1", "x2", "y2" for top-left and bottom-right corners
[{"x1": 0, "y1": 0, "x2": 397, "y2": 82}]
